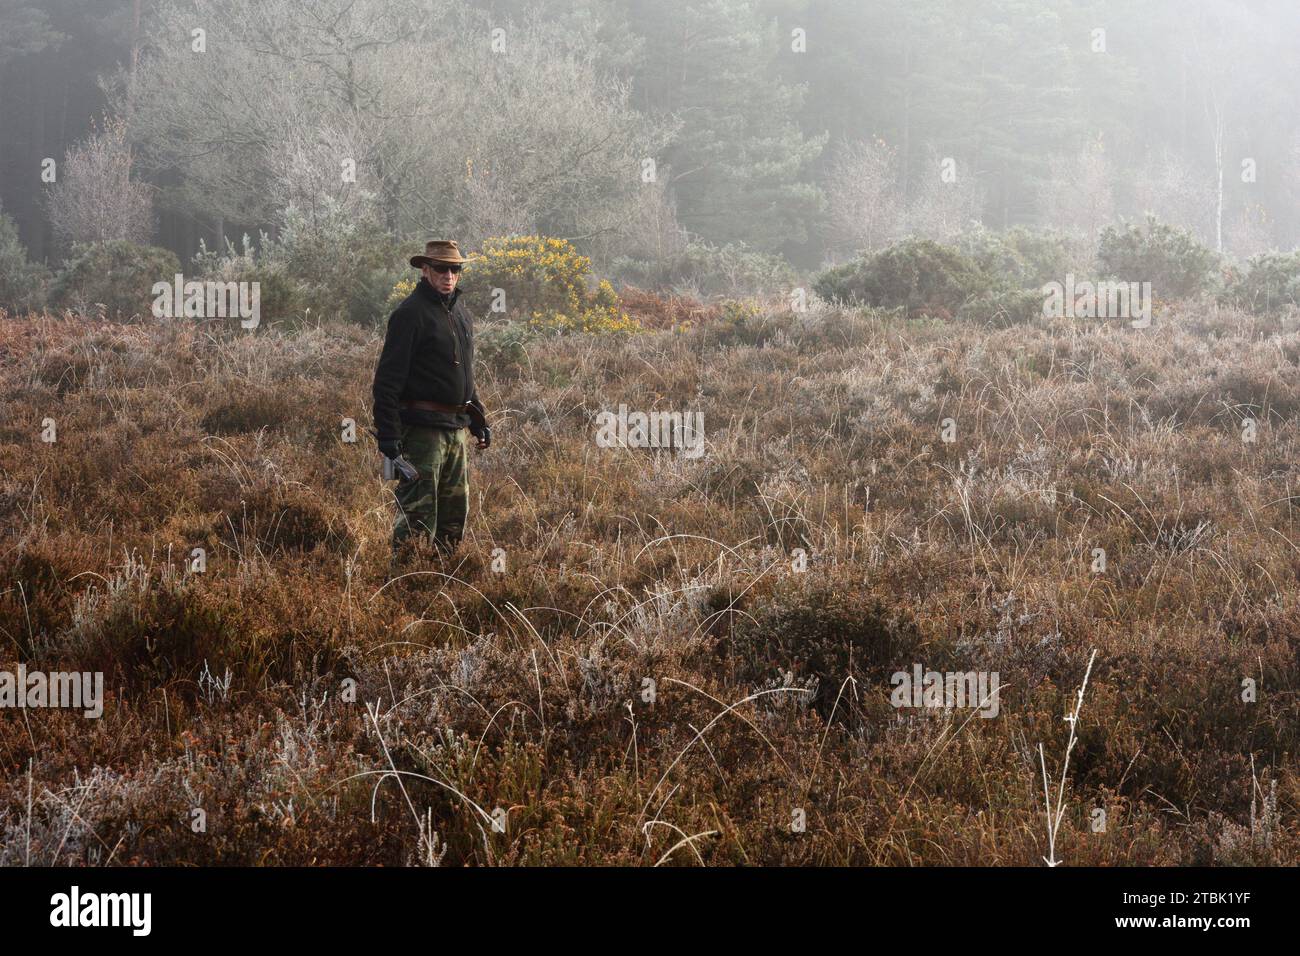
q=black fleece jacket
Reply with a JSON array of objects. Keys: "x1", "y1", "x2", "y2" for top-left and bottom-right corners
[{"x1": 372, "y1": 277, "x2": 480, "y2": 441}]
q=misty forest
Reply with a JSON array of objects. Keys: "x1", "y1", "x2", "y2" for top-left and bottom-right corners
[{"x1": 1, "y1": 0, "x2": 1298, "y2": 867}]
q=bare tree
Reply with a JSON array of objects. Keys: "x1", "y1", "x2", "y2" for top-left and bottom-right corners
[
  {"x1": 46, "y1": 117, "x2": 154, "y2": 249},
  {"x1": 113, "y1": 0, "x2": 664, "y2": 247},
  {"x1": 461, "y1": 162, "x2": 536, "y2": 246},
  {"x1": 824, "y1": 137, "x2": 901, "y2": 258},
  {"x1": 905, "y1": 148, "x2": 984, "y2": 243},
  {"x1": 1130, "y1": 148, "x2": 1214, "y2": 243},
  {"x1": 1183, "y1": 0, "x2": 1271, "y2": 254},
  {"x1": 592, "y1": 175, "x2": 687, "y2": 270},
  {"x1": 263, "y1": 116, "x2": 382, "y2": 234},
  {"x1": 1037, "y1": 136, "x2": 1114, "y2": 256},
  {"x1": 1225, "y1": 202, "x2": 1273, "y2": 258}
]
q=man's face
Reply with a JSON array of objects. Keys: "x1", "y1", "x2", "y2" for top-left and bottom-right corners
[{"x1": 422, "y1": 262, "x2": 460, "y2": 295}]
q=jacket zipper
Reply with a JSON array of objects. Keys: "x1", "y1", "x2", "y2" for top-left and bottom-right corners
[
  {"x1": 442, "y1": 300, "x2": 461, "y2": 366},
  {"x1": 441, "y1": 298, "x2": 468, "y2": 401}
]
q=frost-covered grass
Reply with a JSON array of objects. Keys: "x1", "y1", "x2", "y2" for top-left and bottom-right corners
[{"x1": 0, "y1": 300, "x2": 1296, "y2": 865}]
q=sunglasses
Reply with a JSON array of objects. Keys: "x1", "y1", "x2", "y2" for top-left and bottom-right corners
[{"x1": 428, "y1": 263, "x2": 462, "y2": 274}]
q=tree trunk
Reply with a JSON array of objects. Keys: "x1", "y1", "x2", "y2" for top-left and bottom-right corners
[
  {"x1": 1214, "y1": 113, "x2": 1225, "y2": 254},
  {"x1": 130, "y1": 0, "x2": 142, "y2": 86},
  {"x1": 901, "y1": 38, "x2": 912, "y2": 210},
  {"x1": 30, "y1": 62, "x2": 48, "y2": 261}
]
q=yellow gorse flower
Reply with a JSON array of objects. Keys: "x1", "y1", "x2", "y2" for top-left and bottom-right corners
[{"x1": 381, "y1": 235, "x2": 641, "y2": 335}]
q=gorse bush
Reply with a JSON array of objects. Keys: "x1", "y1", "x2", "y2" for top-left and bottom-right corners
[
  {"x1": 51, "y1": 240, "x2": 180, "y2": 319},
  {"x1": 0, "y1": 206, "x2": 48, "y2": 314},
  {"x1": 528, "y1": 277, "x2": 640, "y2": 334},
  {"x1": 814, "y1": 237, "x2": 990, "y2": 318},
  {"x1": 449, "y1": 235, "x2": 640, "y2": 334},
  {"x1": 459, "y1": 235, "x2": 589, "y2": 318},
  {"x1": 613, "y1": 239, "x2": 797, "y2": 298},
  {"x1": 1097, "y1": 215, "x2": 1220, "y2": 300},
  {"x1": 1221, "y1": 251, "x2": 1300, "y2": 314},
  {"x1": 386, "y1": 276, "x2": 417, "y2": 312},
  {"x1": 955, "y1": 226, "x2": 1077, "y2": 289},
  {"x1": 271, "y1": 207, "x2": 405, "y2": 324},
  {"x1": 192, "y1": 234, "x2": 306, "y2": 323}
]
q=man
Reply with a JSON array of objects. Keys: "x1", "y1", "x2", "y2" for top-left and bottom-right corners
[{"x1": 373, "y1": 239, "x2": 490, "y2": 557}]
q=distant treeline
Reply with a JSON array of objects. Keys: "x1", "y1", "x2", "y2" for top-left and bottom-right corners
[{"x1": 1, "y1": 0, "x2": 1298, "y2": 273}]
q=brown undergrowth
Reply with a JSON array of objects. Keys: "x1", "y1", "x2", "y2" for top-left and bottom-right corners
[{"x1": 0, "y1": 301, "x2": 1296, "y2": 865}]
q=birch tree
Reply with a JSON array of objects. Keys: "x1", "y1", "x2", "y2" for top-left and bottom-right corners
[{"x1": 112, "y1": 0, "x2": 663, "y2": 245}]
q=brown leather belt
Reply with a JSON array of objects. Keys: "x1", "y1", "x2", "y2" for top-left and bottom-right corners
[
  {"x1": 401, "y1": 400, "x2": 469, "y2": 414},
  {"x1": 400, "y1": 399, "x2": 487, "y2": 432}
]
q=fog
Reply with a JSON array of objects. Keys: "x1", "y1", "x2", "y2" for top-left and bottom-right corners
[{"x1": 2, "y1": 0, "x2": 1298, "y2": 286}]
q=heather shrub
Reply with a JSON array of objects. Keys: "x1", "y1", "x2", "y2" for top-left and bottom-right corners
[
  {"x1": 617, "y1": 287, "x2": 721, "y2": 331},
  {"x1": 3, "y1": 302, "x2": 1299, "y2": 866},
  {"x1": 199, "y1": 384, "x2": 294, "y2": 435},
  {"x1": 727, "y1": 574, "x2": 922, "y2": 717}
]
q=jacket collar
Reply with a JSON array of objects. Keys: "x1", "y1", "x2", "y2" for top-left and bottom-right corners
[{"x1": 416, "y1": 276, "x2": 460, "y2": 309}]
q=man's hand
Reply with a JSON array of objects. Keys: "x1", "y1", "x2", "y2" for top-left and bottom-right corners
[
  {"x1": 378, "y1": 437, "x2": 402, "y2": 459},
  {"x1": 467, "y1": 398, "x2": 490, "y2": 449}
]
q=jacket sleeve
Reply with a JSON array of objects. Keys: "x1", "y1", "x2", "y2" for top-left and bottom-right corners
[{"x1": 372, "y1": 308, "x2": 416, "y2": 442}]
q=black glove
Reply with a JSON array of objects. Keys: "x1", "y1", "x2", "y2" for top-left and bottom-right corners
[
  {"x1": 378, "y1": 437, "x2": 402, "y2": 459},
  {"x1": 470, "y1": 423, "x2": 491, "y2": 449}
]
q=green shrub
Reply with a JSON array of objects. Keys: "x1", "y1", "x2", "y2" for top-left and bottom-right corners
[
  {"x1": 1221, "y1": 251, "x2": 1300, "y2": 314},
  {"x1": 275, "y1": 216, "x2": 404, "y2": 324},
  {"x1": 0, "y1": 207, "x2": 48, "y2": 314},
  {"x1": 814, "y1": 238, "x2": 989, "y2": 318},
  {"x1": 957, "y1": 286, "x2": 1045, "y2": 327},
  {"x1": 345, "y1": 263, "x2": 406, "y2": 325},
  {"x1": 192, "y1": 235, "x2": 306, "y2": 323},
  {"x1": 613, "y1": 239, "x2": 796, "y2": 298},
  {"x1": 1097, "y1": 215, "x2": 1219, "y2": 300},
  {"x1": 51, "y1": 240, "x2": 180, "y2": 319},
  {"x1": 475, "y1": 320, "x2": 535, "y2": 375},
  {"x1": 691, "y1": 300, "x2": 793, "y2": 348},
  {"x1": 956, "y1": 226, "x2": 1076, "y2": 289}
]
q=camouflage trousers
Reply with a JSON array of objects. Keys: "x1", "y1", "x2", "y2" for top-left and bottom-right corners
[{"x1": 391, "y1": 426, "x2": 469, "y2": 552}]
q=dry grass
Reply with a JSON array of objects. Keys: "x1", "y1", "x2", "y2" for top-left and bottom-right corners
[{"x1": 0, "y1": 299, "x2": 1296, "y2": 866}]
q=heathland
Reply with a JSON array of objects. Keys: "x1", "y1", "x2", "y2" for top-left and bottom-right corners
[{"x1": 1, "y1": 293, "x2": 1296, "y2": 865}]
